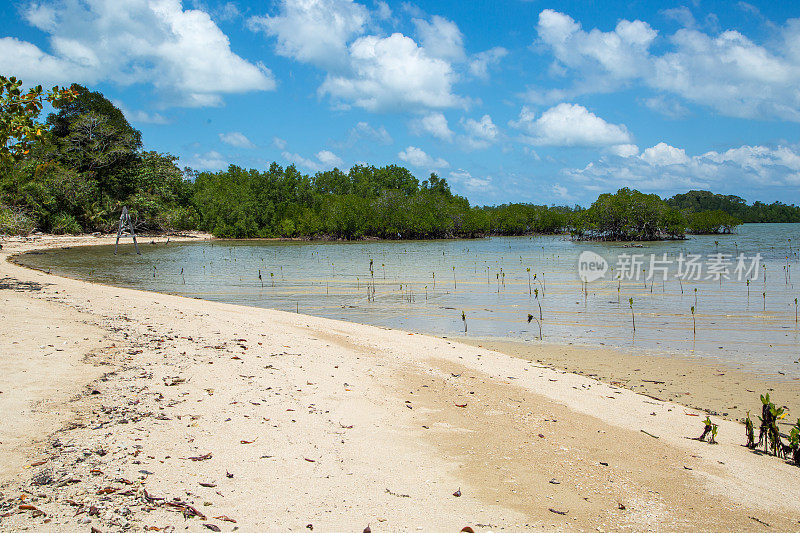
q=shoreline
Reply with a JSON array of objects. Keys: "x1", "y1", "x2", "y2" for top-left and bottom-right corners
[
  {"x1": 13, "y1": 235, "x2": 800, "y2": 430},
  {"x1": 1, "y1": 234, "x2": 799, "y2": 531}
]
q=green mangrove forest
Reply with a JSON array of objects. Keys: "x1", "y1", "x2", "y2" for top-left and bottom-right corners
[{"x1": 2, "y1": 77, "x2": 800, "y2": 241}]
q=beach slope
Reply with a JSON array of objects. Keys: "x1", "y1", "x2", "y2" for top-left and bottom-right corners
[{"x1": 1, "y1": 235, "x2": 798, "y2": 532}]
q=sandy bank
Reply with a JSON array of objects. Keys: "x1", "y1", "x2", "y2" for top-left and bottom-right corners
[{"x1": 0, "y1": 234, "x2": 798, "y2": 532}]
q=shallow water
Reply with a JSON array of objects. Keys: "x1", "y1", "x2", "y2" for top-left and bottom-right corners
[{"x1": 19, "y1": 223, "x2": 800, "y2": 377}]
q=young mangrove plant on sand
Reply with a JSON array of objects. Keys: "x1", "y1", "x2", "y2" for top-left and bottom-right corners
[{"x1": 699, "y1": 416, "x2": 718, "y2": 444}]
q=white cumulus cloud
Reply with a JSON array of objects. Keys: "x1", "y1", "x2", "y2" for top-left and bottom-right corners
[
  {"x1": 282, "y1": 148, "x2": 345, "y2": 171},
  {"x1": 511, "y1": 103, "x2": 632, "y2": 147},
  {"x1": 316, "y1": 149, "x2": 345, "y2": 167},
  {"x1": 449, "y1": 169, "x2": 491, "y2": 190},
  {"x1": 460, "y1": 114, "x2": 499, "y2": 149},
  {"x1": 193, "y1": 150, "x2": 228, "y2": 170},
  {"x1": 411, "y1": 112, "x2": 454, "y2": 141},
  {"x1": 468, "y1": 47, "x2": 508, "y2": 79},
  {"x1": 608, "y1": 144, "x2": 640, "y2": 157},
  {"x1": 398, "y1": 146, "x2": 449, "y2": 169},
  {"x1": 640, "y1": 142, "x2": 689, "y2": 165},
  {"x1": 250, "y1": 0, "x2": 465, "y2": 112},
  {"x1": 2, "y1": 0, "x2": 274, "y2": 107},
  {"x1": 319, "y1": 33, "x2": 463, "y2": 111},
  {"x1": 563, "y1": 142, "x2": 800, "y2": 198},
  {"x1": 219, "y1": 131, "x2": 256, "y2": 149},
  {"x1": 248, "y1": 0, "x2": 368, "y2": 69},
  {"x1": 534, "y1": 9, "x2": 800, "y2": 121},
  {"x1": 412, "y1": 15, "x2": 465, "y2": 62}
]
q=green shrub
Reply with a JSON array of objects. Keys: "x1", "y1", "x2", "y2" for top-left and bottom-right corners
[
  {"x1": 50, "y1": 212, "x2": 82, "y2": 234},
  {"x1": 0, "y1": 205, "x2": 37, "y2": 235}
]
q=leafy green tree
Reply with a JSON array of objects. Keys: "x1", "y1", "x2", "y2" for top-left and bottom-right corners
[
  {"x1": 584, "y1": 188, "x2": 686, "y2": 240},
  {"x1": 1, "y1": 75, "x2": 76, "y2": 163},
  {"x1": 47, "y1": 84, "x2": 142, "y2": 149}
]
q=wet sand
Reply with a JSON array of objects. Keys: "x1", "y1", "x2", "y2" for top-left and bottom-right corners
[
  {"x1": 1, "y1": 234, "x2": 799, "y2": 532},
  {"x1": 462, "y1": 339, "x2": 800, "y2": 431}
]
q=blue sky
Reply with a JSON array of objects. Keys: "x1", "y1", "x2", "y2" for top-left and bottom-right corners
[{"x1": 2, "y1": 0, "x2": 800, "y2": 206}]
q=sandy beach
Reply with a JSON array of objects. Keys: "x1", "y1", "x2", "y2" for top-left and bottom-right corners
[{"x1": 1, "y1": 234, "x2": 799, "y2": 532}]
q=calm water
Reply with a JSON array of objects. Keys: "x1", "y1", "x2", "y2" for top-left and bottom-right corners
[{"x1": 19, "y1": 223, "x2": 800, "y2": 377}]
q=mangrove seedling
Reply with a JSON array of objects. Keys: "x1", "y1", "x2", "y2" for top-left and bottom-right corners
[
  {"x1": 453, "y1": 266, "x2": 457, "y2": 290},
  {"x1": 534, "y1": 288, "x2": 543, "y2": 323},
  {"x1": 790, "y1": 418, "x2": 800, "y2": 465},
  {"x1": 691, "y1": 305, "x2": 696, "y2": 339},
  {"x1": 699, "y1": 416, "x2": 713, "y2": 442},
  {"x1": 527, "y1": 312, "x2": 542, "y2": 340},
  {"x1": 758, "y1": 393, "x2": 772, "y2": 451},
  {"x1": 758, "y1": 393, "x2": 787, "y2": 455},
  {"x1": 258, "y1": 269, "x2": 263, "y2": 288},
  {"x1": 527, "y1": 267, "x2": 532, "y2": 296},
  {"x1": 709, "y1": 423, "x2": 718, "y2": 444},
  {"x1": 744, "y1": 411, "x2": 755, "y2": 449},
  {"x1": 461, "y1": 310, "x2": 467, "y2": 333},
  {"x1": 629, "y1": 297, "x2": 635, "y2": 333}
]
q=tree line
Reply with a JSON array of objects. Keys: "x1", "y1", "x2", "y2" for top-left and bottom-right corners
[{"x1": 1, "y1": 77, "x2": 797, "y2": 241}]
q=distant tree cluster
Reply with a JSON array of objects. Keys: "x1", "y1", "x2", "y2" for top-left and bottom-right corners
[
  {"x1": 1, "y1": 77, "x2": 795, "y2": 240},
  {"x1": 667, "y1": 190, "x2": 800, "y2": 224},
  {"x1": 573, "y1": 188, "x2": 687, "y2": 240}
]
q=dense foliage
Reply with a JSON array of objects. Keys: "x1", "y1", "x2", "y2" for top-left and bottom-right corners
[
  {"x1": 685, "y1": 209, "x2": 741, "y2": 234},
  {"x1": 667, "y1": 190, "x2": 800, "y2": 223},
  {"x1": 0, "y1": 83, "x2": 195, "y2": 234},
  {"x1": 575, "y1": 188, "x2": 687, "y2": 240},
  {"x1": 0, "y1": 78, "x2": 795, "y2": 240}
]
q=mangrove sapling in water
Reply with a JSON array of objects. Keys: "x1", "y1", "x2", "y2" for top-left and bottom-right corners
[
  {"x1": 527, "y1": 312, "x2": 542, "y2": 340},
  {"x1": 629, "y1": 297, "x2": 635, "y2": 334},
  {"x1": 527, "y1": 268, "x2": 532, "y2": 296},
  {"x1": 534, "y1": 287, "x2": 543, "y2": 327},
  {"x1": 691, "y1": 306, "x2": 696, "y2": 339},
  {"x1": 258, "y1": 269, "x2": 263, "y2": 288},
  {"x1": 746, "y1": 279, "x2": 750, "y2": 305},
  {"x1": 461, "y1": 310, "x2": 467, "y2": 333}
]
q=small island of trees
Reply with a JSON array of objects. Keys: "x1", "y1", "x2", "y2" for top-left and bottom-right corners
[{"x1": 3, "y1": 76, "x2": 800, "y2": 242}]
